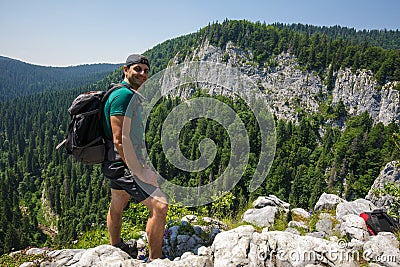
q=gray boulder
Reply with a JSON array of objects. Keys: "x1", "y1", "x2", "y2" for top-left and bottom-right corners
[
  {"x1": 210, "y1": 225, "x2": 361, "y2": 267},
  {"x1": 242, "y1": 195, "x2": 291, "y2": 228},
  {"x1": 336, "y1": 199, "x2": 377, "y2": 221},
  {"x1": 291, "y1": 207, "x2": 311, "y2": 220},
  {"x1": 315, "y1": 218, "x2": 333, "y2": 236},
  {"x1": 28, "y1": 245, "x2": 212, "y2": 267},
  {"x1": 18, "y1": 194, "x2": 400, "y2": 267},
  {"x1": 211, "y1": 225, "x2": 255, "y2": 267},
  {"x1": 363, "y1": 232, "x2": 400, "y2": 267},
  {"x1": 337, "y1": 214, "x2": 370, "y2": 242},
  {"x1": 42, "y1": 245, "x2": 140, "y2": 266},
  {"x1": 285, "y1": 227, "x2": 302, "y2": 235},
  {"x1": 162, "y1": 218, "x2": 221, "y2": 259},
  {"x1": 259, "y1": 230, "x2": 358, "y2": 267},
  {"x1": 26, "y1": 248, "x2": 47, "y2": 255},
  {"x1": 242, "y1": 206, "x2": 278, "y2": 227},
  {"x1": 253, "y1": 195, "x2": 290, "y2": 211},
  {"x1": 148, "y1": 252, "x2": 212, "y2": 267},
  {"x1": 288, "y1": 220, "x2": 309, "y2": 232},
  {"x1": 366, "y1": 161, "x2": 400, "y2": 210},
  {"x1": 314, "y1": 193, "x2": 345, "y2": 212}
]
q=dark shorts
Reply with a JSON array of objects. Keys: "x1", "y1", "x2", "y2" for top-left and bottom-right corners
[{"x1": 109, "y1": 169, "x2": 158, "y2": 203}]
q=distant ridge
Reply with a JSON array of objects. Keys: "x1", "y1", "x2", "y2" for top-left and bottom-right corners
[
  {"x1": 0, "y1": 56, "x2": 122, "y2": 101},
  {"x1": 0, "y1": 55, "x2": 123, "y2": 68}
]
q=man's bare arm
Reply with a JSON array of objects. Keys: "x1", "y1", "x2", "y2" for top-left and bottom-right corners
[{"x1": 110, "y1": 115, "x2": 158, "y2": 187}]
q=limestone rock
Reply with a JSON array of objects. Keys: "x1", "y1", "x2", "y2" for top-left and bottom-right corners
[
  {"x1": 253, "y1": 195, "x2": 290, "y2": 211},
  {"x1": 291, "y1": 208, "x2": 311, "y2": 220},
  {"x1": 242, "y1": 195, "x2": 291, "y2": 228},
  {"x1": 285, "y1": 227, "x2": 301, "y2": 235},
  {"x1": 148, "y1": 253, "x2": 213, "y2": 267},
  {"x1": 17, "y1": 195, "x2": 400, "y2": 267},
  {"x1": 366, "y1": 161, "x2": 400, "y2": 211},
  {"x1": 41, "y1": 245, "x2": 139, "y2": 267},
  {"x1": 259, "y1": 230, "x2": 359, "y2": 267},
  {"x1": 314, "y1": 192, "x2": 345, "y2": 212},
  {"x1": 186, "y1": 42, "x2": 400, "y2": 126},
  {"x1": 363, "y1": 232, "x2": 400, "y2": 267},
  {"x1": 26, "y1": 247, "x2": 47, "y2": 255},
  {"x1": 211, "y1": 225, "x2": 255, "y2": 267},
  {"x1": 336, "y1": 199, "x2": 377, "y2": 221},
  {"x1": 332, "y1": 69, "x2": 400, "y2": 125},
  {"x1": 288, "y1": 220, "x2": 309, "y2": 232},
  {"x1": 315, "y1": 218, "x2": 333, "y2": 236},
  {"x1": 242, "y1": 206, "x2": 278, "y2": 227},
  {"x1": 337, "y1": 214, "x2": 370, "y2": 242}
]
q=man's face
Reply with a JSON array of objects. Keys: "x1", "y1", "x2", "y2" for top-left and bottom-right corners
[{"x1": 124, "y1": 63, "x2": 149, "y2": 90}]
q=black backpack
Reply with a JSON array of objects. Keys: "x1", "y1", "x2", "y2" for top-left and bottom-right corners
[
  {"x1": 57, "y1": 83, "x2": 129, "y2": 164},
  {"x1": 360, "y1": 209, "x2": 399, "y2": 235}
]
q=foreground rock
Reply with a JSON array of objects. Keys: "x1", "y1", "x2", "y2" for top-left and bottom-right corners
[
  {"x1": 19, "y1": 224, "x2": 400, "y2": 267},
  {"x1": 43, "y1": 245, "x2": 141, "y2": 266},
  {"x1": 210, "y1": 225, "x2": 360, "y2": 266},
  {"x1": 242, "y1": 195, "x2": 290, "y2": 227},
  {"x1": 162, "y1": 215, "x2": 225, "y2": 259},
  {"x1": 18, "y1": 202, "x2": 400, "y2": 266},
  {"x1": 17, "y1": 173, "x2": 400, "y2": 267},
  {"x1": 314, "y1": 192, "x2": 345, "y2": 212},
  {"x1": 366, "y1": 160, "x2": 400, "y2": 214},
  {"x1": 336, "y1": 198, "x2": 378, "y2": 221}
]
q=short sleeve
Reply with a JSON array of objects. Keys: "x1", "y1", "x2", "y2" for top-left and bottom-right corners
[{"x1": 109, "y1": 88, "x2": 134, "y2": 116}]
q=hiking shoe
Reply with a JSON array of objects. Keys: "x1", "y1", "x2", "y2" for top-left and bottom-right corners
[{"x1": 114, "y1": 239, "x2": 138, "y2": 259}]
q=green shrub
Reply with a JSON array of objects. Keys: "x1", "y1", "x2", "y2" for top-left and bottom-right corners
[
  {"x1": 211, "y1": 192, "x2": 236, "y2": 219},
  {"x1": 373, "y1": 182, "x2": 400, "y2": 219},
  {"x1": 0, "y1": 252, "x2": 49, "y2": 267}
]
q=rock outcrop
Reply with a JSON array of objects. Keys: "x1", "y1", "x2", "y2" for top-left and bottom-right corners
[
  {"x1": 366, "y1": 161, "x2": 400, "y2": 213},
  {"x1": 314, "y1": 192, "x2": 345, "y2": 212},
  {"x1": 242, "y1": 195, "x2": 290, "y2": 228},
  {"x1": 17, "y1": 191, "x2": 400, "y2": 267},
  {"x1": 332, "y1": 69, "x2": 400, "y2": 126},
  {"x1": 182, "y1": 41, "x2": 400, "y2": 126}
]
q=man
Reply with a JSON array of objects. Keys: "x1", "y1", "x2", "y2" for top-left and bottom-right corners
[{"x1": 102, "y1": 54, "x2": 168, "y2": 261}]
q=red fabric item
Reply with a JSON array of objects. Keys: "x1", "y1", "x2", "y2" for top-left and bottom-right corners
[{"x1": 360, "y1": 213, "x2": 376, "y2": 235}]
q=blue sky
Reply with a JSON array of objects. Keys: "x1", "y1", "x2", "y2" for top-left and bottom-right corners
[{"x1": 1, "y1": 0, "x2": 399, "y2": 67}]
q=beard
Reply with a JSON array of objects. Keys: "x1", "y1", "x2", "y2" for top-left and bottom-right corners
[{"x1": 128, "y1": 75, "x2": 147, "y2": 89}]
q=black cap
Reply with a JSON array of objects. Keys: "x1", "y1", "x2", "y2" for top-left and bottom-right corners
[{"x1": 125, "y1": 54, "x2": 150, "y2": 69}]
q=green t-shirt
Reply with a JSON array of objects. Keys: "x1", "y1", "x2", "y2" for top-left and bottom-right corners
[{"x1": 103, "y1": 81, "x2": 144, "y2": 159}]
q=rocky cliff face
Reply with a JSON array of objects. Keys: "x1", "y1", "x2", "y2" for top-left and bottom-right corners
[
  {"x1": 333, "y1": 69, "x2": 400, "y2": 125},
  {"x1": 183, "y1": 41, "x2": 400, "y2": 126}
]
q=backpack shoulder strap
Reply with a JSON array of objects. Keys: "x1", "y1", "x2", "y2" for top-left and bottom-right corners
[
  {"x1": 102, "y1": 83, "x2": 127, "y2": 102},
  {"x1": 103, "y1": 82, "x2": 145, "y2": 102}
]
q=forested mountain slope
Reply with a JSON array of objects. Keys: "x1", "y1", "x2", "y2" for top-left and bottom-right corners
[
  {"x1": 0, "y1": 19, "x2": 399, "y2": 255},
  {"x1": 272, "y1": 23, "x2": 400, "y2": 50},
  {"x1": 0, "y1": 56, "x2": 122, "y2": 101}
]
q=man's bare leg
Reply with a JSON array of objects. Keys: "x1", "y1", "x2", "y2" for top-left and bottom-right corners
[
  {"x1": 107, "y1": 189, "x2": 131, "y2": 245},
  {"x1": 141, "y1": 189, "x2": 168, "y2": 260}
]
